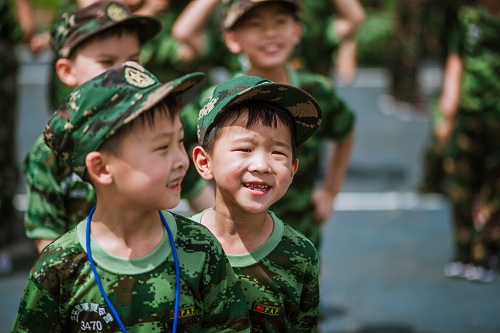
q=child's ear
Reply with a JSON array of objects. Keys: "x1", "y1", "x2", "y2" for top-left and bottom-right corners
[
  {"x1": 85, "y1": 152, "x2": 113, "y2": 185},
  {"x1": 290, "y1": 158, "x2": 299, "y2": 182},
  {"x1": 55, "y1": 58, "x2": 78, "y2": 87},
  {"x1": 292, "y1": 21, "x2": 303, "y2": 47},
  {"x1": 192, "y1": 146, "x2": 214, "y2": 181},
  {"x1": 223, "y1": 31, "x2": 242, "y2": 54}
]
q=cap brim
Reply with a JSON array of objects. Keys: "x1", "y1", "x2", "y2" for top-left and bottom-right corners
[
  {"x1": 124, "y1": 72, "x2": 206, "y2": 125},
  {"x1": 221, "y1": 82, "x2": 321, "y2": 146}
]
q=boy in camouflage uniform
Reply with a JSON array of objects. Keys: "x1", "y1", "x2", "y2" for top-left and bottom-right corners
[
  {"x1": 190, "y1": 75, "x2": 321, "y2": 332},
  {"x1": 23, "y1": 1, "x2": 212, "y2": 253},
  {"x1": 12, "y1": 61, "x2": 250, "y2": 332},
  {"x1": 439, "y1": 0, "x2": 500, "y2": 283},
  {"x1": 182, "y1": 0, "x2": 356, "y2": 249}
]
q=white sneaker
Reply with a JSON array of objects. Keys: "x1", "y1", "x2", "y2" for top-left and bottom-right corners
[
  {"x1": 464, "y1": 265, "x2": 498, "y2": 283},
  {"x1": 444, "y1": 261, "x2": 468, "y2": 278}
]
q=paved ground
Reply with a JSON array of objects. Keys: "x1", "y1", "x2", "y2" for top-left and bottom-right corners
[{"x1": 1, "y1": 49, "x2": 499, "y2": 333}]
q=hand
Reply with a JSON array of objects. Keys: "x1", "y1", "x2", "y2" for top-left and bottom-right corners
[
  {"x1": 312, "y1": 189, "x2": 336, "y2": 226},
  {"x1": 434, "y1": 118, "x2": 454, "y2": 146},
  {"x1": 29, "y1": 32, "x2": 50, "y2": 54}
]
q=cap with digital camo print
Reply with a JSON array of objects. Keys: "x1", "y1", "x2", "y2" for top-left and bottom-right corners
[
  {"x1": 50, "y1": 0, "x2": 161, "y2": 58},
  {"x1": 221, "y1": 0, "x2": 300, "y2": 30},
  {"x1": 197, "y1": 75, "x2": 321, "y2": 146},
  {"x1": 43, "y1": 61, "x2": 206, "y2": 178}
]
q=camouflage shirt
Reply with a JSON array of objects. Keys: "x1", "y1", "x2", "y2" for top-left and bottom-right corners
[
  {"x1": 13, "y1": 211, "x2": 250, "y2": 332},
  {"x1": 190, "y1": 211, "x2": 320, "y2": 332},
  {"x1": 450, "y1": 6, "x2": 500, "y2": 113}
]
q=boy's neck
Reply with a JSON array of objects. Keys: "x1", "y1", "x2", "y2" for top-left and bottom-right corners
[
  {"x1": 89, "y1": 204, "x2": 165, "y2": 259},
  {"x1": 201, "y1": 207, "x2": 274, "y2": 255},
  {"x1": 247, "y1": 65, "x2": 290, "y2": 84}
]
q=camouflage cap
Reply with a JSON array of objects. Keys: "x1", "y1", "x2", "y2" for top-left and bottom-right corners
[
  {"x1": 43, "y1": 61, "x2": 206, "y2": 178},
  {"x1": 50, "y1": 1, "x2": 161, "y2": 58},
  {"x1": 221, "y1": 0, "x2": 300, "y2": 30},
  {"x1": 198, "y1": 75, "x2": 321, "y2": 146}
]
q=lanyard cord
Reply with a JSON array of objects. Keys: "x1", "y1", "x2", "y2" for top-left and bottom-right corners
[{"x1": 85, "y1": 206, "x2": 180, "y2": 333}]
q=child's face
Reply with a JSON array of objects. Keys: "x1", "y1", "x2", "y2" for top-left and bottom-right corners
[
  {"x1": 225, "y1": 2, "x2": 301, "y2": 71},
  {"x1": 208, "y1": 113, "x2": 298, "y2": 214},
  {"x1": 106, "y1": 112, "x2": 189, "y2": 211},
  {"x1": 70, "y1": 32, "x2": 141, "y2": 86}
]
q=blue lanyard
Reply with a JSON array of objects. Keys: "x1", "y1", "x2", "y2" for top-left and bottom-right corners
[{"x1": 85, "y1": 207, "x2": 181, "y2": 332}]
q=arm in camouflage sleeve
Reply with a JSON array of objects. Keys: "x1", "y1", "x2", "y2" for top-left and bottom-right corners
[
  {"x1": 23, "y1": 136, "x2": 82, "y2": 252},
  {"x1": 12, "y1": 274, "x2": 62, "y2": 332}
]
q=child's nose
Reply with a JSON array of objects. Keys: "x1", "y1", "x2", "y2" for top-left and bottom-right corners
[{"x1": 249, "y1": 152, "x2": 271, "y2": 173}]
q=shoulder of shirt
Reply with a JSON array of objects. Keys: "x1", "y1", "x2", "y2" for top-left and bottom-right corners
[
  {"x1": 282, "y1": 222, "x2": 318, "y2": 254},
  {"x1": 170, "y1": 212, "x2": 216, "y2": 238},
  {"x1": 294, "y1": 68, "x2": 334, "y2": 92}
]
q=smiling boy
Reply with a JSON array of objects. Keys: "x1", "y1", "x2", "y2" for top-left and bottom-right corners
[
  {"x1": 191, "y1": 75, "x2": 321, "y2": 332},
  {"x1": 12, "y1": 62, "x2": 250, "y2": 332}
]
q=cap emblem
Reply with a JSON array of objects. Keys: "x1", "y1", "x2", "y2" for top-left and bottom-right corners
[
  {"x1": 125, "y1": 67, "x2": 155, "y2": 88},
  {"x1": 107, "y1": 2, "x2": 128, "y2": 22}
]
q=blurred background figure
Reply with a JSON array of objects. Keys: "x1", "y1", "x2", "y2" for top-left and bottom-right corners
[{"x1": 0, "y1": 0, "x2": 36, "y2": 275}]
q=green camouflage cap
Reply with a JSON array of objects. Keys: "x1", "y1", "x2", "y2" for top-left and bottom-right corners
[
  {"x1": 50, "y1": 0, "x2": 161, "y2": 58},
  {"x1": 221, "y1": 0, "x2": 300, "y2": 30},
  {"x1": 198, "y1": 75, "x2": 321, "y2": 146},
  {"x1": 43, "y1": 61, "x2": 206, "y2": 178}
]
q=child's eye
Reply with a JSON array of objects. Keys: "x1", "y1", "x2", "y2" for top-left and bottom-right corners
[
  {"x1": 273, "y1": 151, "x2": 287, "y2": 157},
  {"x1": 99, "y1": 60, "x2": 113, "y2": 66}
]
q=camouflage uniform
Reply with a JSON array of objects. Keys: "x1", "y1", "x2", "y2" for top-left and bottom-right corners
[
  {"x1": 14, "y1": 212, "x2": 250, "y2": 332},
  {"x1": 386, "y1": 0, "x2": 468, "y2": 103},
  {"x1": 443, "y1": 6, "x2": 500, "y2": 271},
  {"x1": 0, "y1": 0, "x2": 23, "y2": 246},
  {"x1": 15, "y1": 61, "x2": 250, "y2": 332},
  {"x1": 291, "y1": 1, "x2": 340, "y2": 76},
  {"x1": 24, "y1": 2, "x2": 196, "y2": 244},
  {"x1": 193, "y1": 75, "x2": 321, "y2": 331},
  {"x1": 191, "y1": 211, "x2": 319, "y2": 332}
]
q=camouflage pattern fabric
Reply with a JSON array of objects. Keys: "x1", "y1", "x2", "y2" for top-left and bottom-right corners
[
  {"x1": 0, "y1": 0, "x2": 23, "y2": 245},
  {"x1": 23, "y1": 135, "x2": 95, "y2": 240},
  {"x1": 443, "y1": 6, "x2": 500, "y2": 267},
  {"x1": 191, "y1": 211, "x2": 320, "y2": 332},
  {"x1": 444, "y1": 111, "x2": 500, "y2": 267},
  {"x1": 44, "y1": 61, "x2": 205, "y2": 178},
  {"x1": 449, "y1": 6, "x2": 500, "y2": 113},
  {"x1": 13, "y1": 211, "x2": 250, "y2": 332},
  {"x1": 386, "y1": 0, "x2": 470, "y2": 103},
  {"x1": 292, "y1": 1, "x2": 340, "y2": 76},
  {"x1": 197, "y1": 75, "x2": 322, "y2": 147}
]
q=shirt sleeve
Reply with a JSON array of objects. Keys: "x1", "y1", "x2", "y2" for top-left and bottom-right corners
[{"x1": 12, "y1": 274, "x2": 62, "y2": 333}]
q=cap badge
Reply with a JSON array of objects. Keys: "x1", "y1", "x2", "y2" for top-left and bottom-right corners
[
  {"x1": 125, "y1": 67, "x2": 155, "y2": 88},
  {"x1": 106, "y1": 2, "x2": 128, "y2": 22}
]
